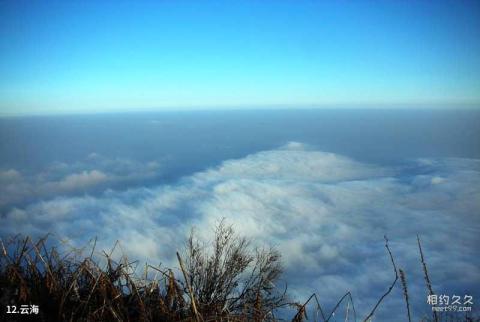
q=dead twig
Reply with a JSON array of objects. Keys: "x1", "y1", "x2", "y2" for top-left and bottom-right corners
[{"x1": 362, "y1": 236, "x2": 398, "y2": 322}]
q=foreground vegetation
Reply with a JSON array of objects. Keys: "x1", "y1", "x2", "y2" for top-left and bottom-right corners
[{"x1": 0, "y1": 221, "x2": 477, "y2": 321}]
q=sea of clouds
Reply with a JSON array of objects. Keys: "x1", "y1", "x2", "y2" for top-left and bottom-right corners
[{"x1": 1, "y1": 142, "x2": 479, "y2": 320}]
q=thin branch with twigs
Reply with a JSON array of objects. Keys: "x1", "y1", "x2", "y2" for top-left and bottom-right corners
[{"x1": 362, "y1": 235, "x2": 398, "y2": 322}]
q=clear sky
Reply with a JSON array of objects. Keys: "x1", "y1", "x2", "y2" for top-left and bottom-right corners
[{"x1": 0, "y1": 0, "x2": 479, "y2": 115}]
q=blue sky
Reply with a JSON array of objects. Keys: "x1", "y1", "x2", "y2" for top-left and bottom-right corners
[{"x1": 0, "y1": 0, "x2": 479, "y2": 115}]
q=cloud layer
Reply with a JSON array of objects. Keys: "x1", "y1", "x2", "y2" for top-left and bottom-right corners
[
  {"x1": 1, "y1": 142, "x2": 479, "y2": 320},
  {"x1": 0, "y1": 153, "x2": 160, "y2": 210}
]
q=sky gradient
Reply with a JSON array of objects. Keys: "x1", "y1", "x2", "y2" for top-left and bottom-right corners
[{"x1": 1, "y1": 0, "x2": 479, "y2": 115}]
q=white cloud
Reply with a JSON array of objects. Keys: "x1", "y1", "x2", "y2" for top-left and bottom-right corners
[
  {"x1": 430, "y1": 176, "x2": 446, "y2": 184},
  {"x1": 49, "y1": 170, "x2": 108, "y2": 191},
  {"x1": 0, "y1": 169, "x2": 21, "y2": 181},
  {"x1": 194, "y1": 142, "x2": 390, "y2": 183},
  {"x1": 1, "y1": 142, "x2": 479, "y2": 321},
  {"x1": 0, "y1": 154, "x2": 161, "y2": 209}
]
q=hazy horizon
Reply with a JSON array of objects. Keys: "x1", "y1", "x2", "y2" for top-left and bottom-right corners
[{"x1": 2, "y1": 103, "x2": 480, "y2": 118}]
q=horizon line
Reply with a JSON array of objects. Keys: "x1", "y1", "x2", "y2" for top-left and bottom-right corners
[{"x1": 1, "y1": 101, "x2": 480, "y2": 118}]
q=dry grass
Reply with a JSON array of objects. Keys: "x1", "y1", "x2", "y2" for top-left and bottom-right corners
[
  {"x1": 0, "y1": 222, "x2": 289, "y2": 322},
  {"x1": 0, "y1": 224, "x2": 477, "y2": 321},
  {"x1": 399, "y1": 269, "x2": 411, "y2": 322}
]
